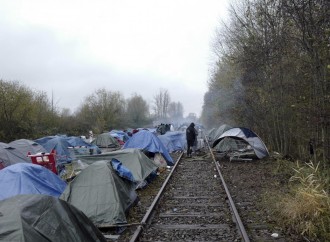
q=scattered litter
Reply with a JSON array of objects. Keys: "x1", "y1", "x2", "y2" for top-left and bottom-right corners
[
  {"x1": 271, "y1": 233, "x2": 279, "y2": 238},
  {"x1": 173, "y1": 208, "x2": 177, "y2": 212},
  {"x1": 214, "y1": 175, "x2": 217, "y2": 178}
]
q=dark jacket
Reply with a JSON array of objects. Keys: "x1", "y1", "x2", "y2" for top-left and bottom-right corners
[{"x1": 186, "y1": 123, "x2": 197, "y2": 142}]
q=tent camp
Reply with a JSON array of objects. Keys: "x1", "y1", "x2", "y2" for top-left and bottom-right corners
[
  {"x1": 60, "y1": 160, "x2": 137, "y2": 226},
  {"x1": 76, "y1": 148, "x2": 158, "y2": 184},
  {"x1": 212, "y1": 127, "x2": 269, "y2": 159},
  {"x1": 0, "y1": 194, "x2": 106, "y2": 242},
  {"x1": 0, "y1": 163, "x2": 66, "y2": 201},
  {"x1": 123, "y1": 130, "x2": 174, "y2": 165},
  {"x1": 0, "y1": 142, "x2": 28, "y2": 169},
  {"x1": 91, "y1": 133, "x2": 120, "y2": 148},
  {"x1": 158, "y1": 131, "x2": 186, "y2": 153},
  {"x1": 9, "y1": 139, "x2": 47, "y2": 161}
]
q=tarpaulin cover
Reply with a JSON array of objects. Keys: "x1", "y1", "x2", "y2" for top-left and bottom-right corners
[
  {"x1": 0, "y1": 163, "x2": 66, "y2": 200},
  {"x1": 60, "y1": 160, "x2": 137, "y2": 226},
  {"x1": 158, "y1": 131, "x2": 186, "y2": 153},
  {"x1": 0, "y1": 194, "x2": 106, "y2": 242},
  {"x1": 66, "y1": 136, "x2": 93, "y2": 147},
  {"x1": 111, "y1": 158, "x2": 135, "y2": 182},
  {"x1": 212, "y1": 127, "x2": 269, "y2": 159},
  {"x1": 0, "y1": 142, "x2": 28, "y2": 168},
  {"x1": 76, "y1": 148, "x2": 158, "y2": 183},
  {"x1": 9, "y1": 139, "x2": 47, "y2": 161},
  {"x1": 208, "y1": 124, "x2": 232, "y2": 143},
  {"x1": 34, "y1": 136, "x2": 72, "y2": 164},
  {"x1": 91, "y1": 133, "x2": 120, "y2": 148},
  {"x1": 110, "y1": 130, "x2": 130, "y2": 142},
  {"x1": 123, "y1": 130, "x2": 174, "y2": 165}
]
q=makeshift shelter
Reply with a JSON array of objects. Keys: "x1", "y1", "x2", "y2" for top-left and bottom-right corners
[
  {"x1": 76, "y1": 148, "x2": 158, "y2": 184},
  {"x1": 9, "y1": 139, "x2": 47, "y2": 161},
  {"x1": 34, "y1": 136, "x2": 73, "y2": 164},
  {"x1": 0, "y1": 194, "x2": 106, "y2": 242},
  {"x1": 212, "y1": 127, "x2": 269, "y2": 159},
  {"x1": 91, "y1": 133, "x2": 120, "y2": 148},
  {"x1": 208, "y1": 124, "x2": 232, "y2": 143},
  {"x1": 158, "y1": 131, "x2": 186, "y2": 153},
  {"x1": 123, "y1": 130, "x2": 174, "y2": 165},
  {"x1": 60, "y1": 160, "x2": 137, "y2": 226},
  {"x1": 110, "y1": 130, "x2": 130, "y2": 142},
  {"x1": 0, "y1": 163, "x2": 66, "y2": 201},
  {"x1": 0, "y1": 142, "x2": 28, "y2": 169}
]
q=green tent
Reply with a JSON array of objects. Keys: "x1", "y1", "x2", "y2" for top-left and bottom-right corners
[
  {"x1": 0, "y1": 194, "x2": 106, "y2": 242},
  {"x1": 91, "y1": 133, "x2": 120, "y2": 148},
  {"x1": 60, "y1": 160, "x2": 137, "y2": 227},
  {"x1": 77, "y1": 148, "x2": 158, "y2": 183}
]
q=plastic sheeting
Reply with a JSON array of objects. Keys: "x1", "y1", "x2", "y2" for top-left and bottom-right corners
[
  {"x1": 60, "y1": 160, "x2": 137, "y2": 226},
  {"x1": 34, "y1": 136, "x2": 73, "y2": 164},
  {"x1": 0, "y1": 194, "x2": 106, "y2": 242},
  {"x1": 0, "y1": 163, "x2": 67, "y2": 200},
  {"x1": 212, "y1": 127, "x2": 269, "y2": 159},
  {"x1": 123, "y1": 130, "x2": 174, "y2": 165},
  {"x1": 76, "y1": 148, "x2": 158, "y2": 183},
  {"x1": 0, "y1": 142, "x2": 28, "y2": 169},
  {"x1": 158, "y1": 131, "x2": 186, "y2": 153},
  {"x1": 9, "y1": 139, "x2": 47, "y2": 161},
  {"x1": 91, "y1": 132, "x2": 120, "y2": 148}
]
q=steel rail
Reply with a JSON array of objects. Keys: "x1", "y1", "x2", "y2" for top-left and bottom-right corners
[
  {"x1": 129, "y1": 151, "x2": 184, "y2": 242},
  {"x1": 205, "y1": 135, "x2": 250, "y2": 242}
]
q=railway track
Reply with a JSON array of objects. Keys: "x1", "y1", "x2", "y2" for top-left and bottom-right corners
[{"x1": 122, "y1": 141, "x2": 250, "y2": 242}]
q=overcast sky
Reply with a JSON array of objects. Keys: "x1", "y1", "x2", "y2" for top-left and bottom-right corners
[{"x1": 0, "y1": 0, "x2": 229, "y2": 117}]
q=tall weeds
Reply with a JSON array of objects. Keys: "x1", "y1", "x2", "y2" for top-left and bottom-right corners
[{"x1": 277, "y1": 161, "x2": 330, "y2": 240}]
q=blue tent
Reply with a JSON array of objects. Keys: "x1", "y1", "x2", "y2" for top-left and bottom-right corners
[
  {"x1": 158, "y1": 131, "x2": 186, "y2": 153},
  {"x1": 110, "y1": 130, "x2": 130, "y2": 142},
  {"x1": 0, "y1": 163, "x2": 66, "y2": 200},
  {"x1": 123, "y1": 130, "x2": 174, "y2": 165},
  {"x1": 66, "y1": 136, "x2": 92, "y2": 147},
  {"x1": 35, "y1": 136, "x2": 72, "y2": 164}
]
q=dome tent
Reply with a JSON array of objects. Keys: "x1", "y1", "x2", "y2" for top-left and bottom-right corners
[
  {"x1": 0, "y1": 194, "x2": 106, "y2": 242},
  {"x1": 60, "y1": 160, "x2": 137, "y2": 226},
  {"x1": 212, "y1": 127, "x2": 269, "y2": 159}
]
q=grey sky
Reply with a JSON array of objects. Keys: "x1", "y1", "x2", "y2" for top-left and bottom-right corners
[{"x1": 0, "y1": 0, "x2": 229, "y2": 117}]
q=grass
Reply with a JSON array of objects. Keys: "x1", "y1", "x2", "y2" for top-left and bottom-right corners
[{"x1": 275, "y1": 160, "x2": 330, "y2": 241}]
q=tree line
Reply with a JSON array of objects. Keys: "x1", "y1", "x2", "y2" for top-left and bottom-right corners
[
  {"x1": 201, "y1": 0, "x2": 329, "y2": 163},
  {"x1": 0, "y1": 80, "x2": 185, "y2": 142}
]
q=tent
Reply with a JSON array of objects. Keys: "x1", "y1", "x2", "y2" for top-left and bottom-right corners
[
  {"x1": 110, "y1": 130, "x2": 130, "y2": 142},
  {"x1": 208, "y1": 124, "x2": 232, "y2": 143},
  {"x1": 76, "y1": 148, "x2": 158, "y2": 183},
  {"x1": 123, "y1": 130, "x2": 174, "y2": 165},
  {"x1": 212, "y1": 127, "x2": 269, "y2": 159},
  {"x1": 9, "y1": 139, "x2": 47, "y2": 161},
  {"x1": 0, "y1": 163, "x2": 66, "y2": 201},
  {"x1": 0, "y1": 194, "x2": 106, "y2": 242},
  {"x1": 34, "y1": 136, "x2": 73, "y2": 164},
  {"x1": 60, "y1": 160, "x2": 137, "y2": 226},
  {"x1": 158, "y1": 131, "x2": 186, "y2": 153},
  {"x1": 91, "y1": 132, "x2": 120, "y2": 148},
  {"x1": 0, "y1": 142, "x2": 28, "y2": 169}
]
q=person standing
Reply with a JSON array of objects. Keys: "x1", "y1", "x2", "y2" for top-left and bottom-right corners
[{"x1": 186, "y1": 123, "x2": 197, "y2": 158}]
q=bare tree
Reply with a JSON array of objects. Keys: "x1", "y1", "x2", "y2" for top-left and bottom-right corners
[{"x1": 153, "y1": 89, "x2": 171, "y2": 119}]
